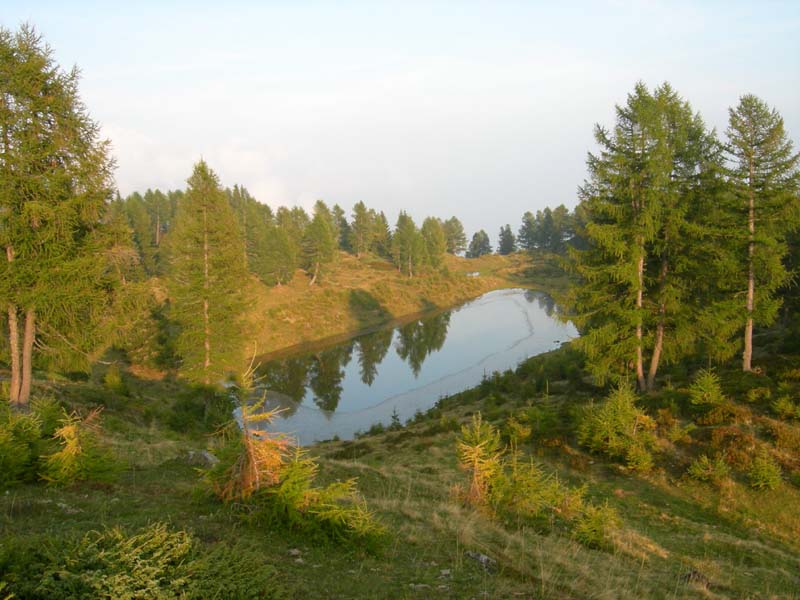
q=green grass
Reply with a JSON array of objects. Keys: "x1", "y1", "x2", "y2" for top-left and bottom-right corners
[{"x1": 3, "y1": 336, "x2": 800, "y2": 598}]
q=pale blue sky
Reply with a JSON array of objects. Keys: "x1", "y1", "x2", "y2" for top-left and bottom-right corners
[{"x1": 3, "y1": 1, "x2": 799, "y2": 241}]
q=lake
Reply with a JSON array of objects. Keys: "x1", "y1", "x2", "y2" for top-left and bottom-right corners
[{"x1": 254, "y1": 288, "x2": 577, "y2": 444}]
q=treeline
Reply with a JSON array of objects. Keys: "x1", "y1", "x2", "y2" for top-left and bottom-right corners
[
  {"x1": 1, "y1": 26, "x2": 496, "y2": 397},
  {"x1": 564, "y1": 82, "x2": 799, "y2": 391},
  {"x1": 112, "y1": 185, "x2": 473, "y2": 284}
]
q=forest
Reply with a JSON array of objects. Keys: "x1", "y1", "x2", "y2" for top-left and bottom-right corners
[{"x1": 2, "y1": 23, "x2": 800, "y2": 600}]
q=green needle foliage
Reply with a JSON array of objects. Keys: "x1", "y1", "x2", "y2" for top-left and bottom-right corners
[
  {"x1": 466, "y1": 229, "x2": 492, "y2": 257},
  {"x1": 0, "y1": 25, "x2": 116, "y2": 401},
  {"x1": 302, "y1": 202, "x2": 337, "y2": 285},
  {"x1": 167, "y1": 160, "x2": 248, "y2": 384}
]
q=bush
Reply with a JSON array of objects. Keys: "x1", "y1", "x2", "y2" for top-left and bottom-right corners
[
  {"x1": 689, "y1": 369, "x2": 725, "y2": 406},
  {"x1": 748, "y1": 449, "x2": 782, "y2": 491},
  {"x1": 204, "y1": 385, "x2": 384, "y2": 547},
  {"x1": 0, "y1": 407, "x2": 42, "y2": 488},
  {"x1": 41, "y1": 408, "x2": 119, "y2": 486},
  {"x1": 771, "y1": 396, "x2": 799, "y2": 420},
  {"x1": 1, "y1": 524, "x2": 286, "y2": 600},
  {"x1": 573, "y1": 503, "x2": 621, "y2": 549},
  {"x1": 577, "y1": 384, "x2": 657, "y2": 473},
  {"x1": 687, "y1": 454, "x2": 730, "y2": 486}
]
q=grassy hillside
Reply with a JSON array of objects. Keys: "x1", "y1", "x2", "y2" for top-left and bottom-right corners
[
  {"x1": 2, "y1": 335, "x2": 799, "y2": 598},
  {"x1": 241, "y1": 251, "x2": 536, "y2": 358}
]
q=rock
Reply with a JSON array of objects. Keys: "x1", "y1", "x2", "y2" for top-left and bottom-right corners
[
  {"x1": 288, "y1": 548, "x2": 302, "y2": 557},
  {"x1": 409, "y1": 584, "x2": 431, "y2": 591},
  {"x1": 439, "y1": 569, "x2": 451, "y2": 578},
  {"x1": 682, "y1": 570, "x2": 710, "y2": 588},
  {"x1": 185, "y1": 450, "x2": 219, "y2": 468},
  {"x1": 465, "y1": 551, "x2": 497, "y2": 573},
  {"x1": 294, "y1": 558, "x2": 305, "y2": 565}
]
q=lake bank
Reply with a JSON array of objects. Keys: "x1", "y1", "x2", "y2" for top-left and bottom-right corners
[{"x1": 254, "y1": 288, "x2": 578, "y2": 444}]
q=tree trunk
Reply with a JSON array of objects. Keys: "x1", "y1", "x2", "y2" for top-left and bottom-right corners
[
  {"x1": 743, "y1": 156, "x2": 756, "y2": 371},
  {"x1": 20, "y1": 308, "x2": 35, "y2": 404},
  {"x1": 203, "y1": 205, "x2": 211, "y2": 385},
  {"x1": 6, "y1": 245, "x2": 21, "y2": 404},
  {"x1": 309, "y1": 261, "x2": 319, "y2": 286},
  {"x1": 7, "y1": 304, "x2": 20, "y2": 405},
  {"x1": 647, "y1": 256, "x2": 669, "y2": 391},
  {"x1": 635, "y1": 248, "x2": 646, "y2": 391}
]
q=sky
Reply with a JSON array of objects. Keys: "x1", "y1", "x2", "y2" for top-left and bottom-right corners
[{"x1": 3, "y1": 1, "x2": 799, "y2": 242}]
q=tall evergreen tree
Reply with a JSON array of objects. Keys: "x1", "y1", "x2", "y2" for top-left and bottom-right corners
[
  {"x1": 568, "y1": 82, "x2": 721, "y2": 391},
  {"x1": 442, "y1": 216, "x2": 467, "y2": 254},
  {"x1": 497, "y1": 225, "x2": 517, "y2": 255},
  {"x1": 392, "y1": 212, "x2": 424, "y2": 277},
  {"x1": 302, "y1": 205, "x2": 336, "y2": 285},
  {"x1": 0, "y1": 25, "x2": 115, "y2": 404},
  {"x1": 332, "y1": 203, "x2": 352, "y2": 252},
  {"x1": 421, "y1": 217, "x2": 447, "y2": 267},
  {"x1": 350, "y1": 201, "x2": 374, "y2": 257},
  {"x1": 726, "y1": 95, "x2": 800, "y2": 371},
  {"x1": 252, "y1": 223, "x2": 297, "y2": 286},
  {"x1": 371, "y1": 210, "x2": 392, "y2": 258},
  {"x1": 518, "y1": 211, "x2": 537, "y2": 251},
  {"x1": 466, "y1": 230, "x2": 492, "y2": 258},
  {"x1": 168, "y1": 161, "x2": 247, "y2": 384}
]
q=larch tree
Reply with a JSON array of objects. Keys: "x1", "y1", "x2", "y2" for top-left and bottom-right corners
[
  {"x1": 168, "y1": 161, "x2": 247, "y2": 385},
  {"x1": 466, "y1": 230, "x2": 492, "y2": 258},
  {"x1": 252, "y1": 223, "x2": 297, "y2": 286},
  {"x1": 725, "y1": 95, "x2": 800, "y2": 371},
  {"x1": 568, "y1": 82, "x2": 721, "y2": 391},
  {"x1": 518, "y1": 212, "x2": 537, "y2": 252},
  {"x1": 0, "y1": 25, "x2": 114, "y2": 404},
  {"x1": 421, "y1": 217, "x2": 447, "y2": 267},
  {"x1": 497, "y1": 225, "x2": 516, "y2": 255},
  {"x1": 392, "y1": 212, "x2": 424, "y2": 277},
  {"x1": 350, "y1": 201, "x2": 374, "y2": 257},
  {"x1": 371, "y1": 210, "x2": 392, "y2": 257},
  {"x1": 442, "y1": 216, "x2": 467, "y2": 254},
  {"x1": 302, "y1": 205, "x2": 336, "y2": 285}
]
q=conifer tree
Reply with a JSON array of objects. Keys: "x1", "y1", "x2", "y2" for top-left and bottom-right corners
[
  {"x1": 392, "y1": 212, "x2": 424, "y2": 277},
  {"x1": 442, "y1": 216, "x2": 467, "y2": 254},
  {"x1": 350, "y1": 201, "x2": 374, "y2": 257},
  {"x1": 371, "y1": 211, "x2": 392, "y2": 258},
  {"x1": 168, "y1": 161, "x2": 247, "y2": 385},
  {"x1": 726, "y1": 95, "x2": 800, "y2": 371},
  {"x1": 568, "y1": 82, "x2": 721, "y2": 391},
  {"x1": 0, "y1": 25, "x2": 114, "y2": 404},
  {"x1": 498, "y1": 225, "x2": 517, "y2": 255},
  {"x1": 332, "y1": 203, "x2": 352, "y2": 252},
  {"x1": 302, "y1": 205, "x2": 336, "y2": 285},
  {"x1": 252, "y1": 223, "x2": 297, "y2": 286},
  {"x1": 518, "y1": 212, "x2": 537, "y2": 252},
  {"x1": 421, "y1": 217, "x2": 447, "y2": 267},
  {"x1": 466, "y1": 230, "x2": 492, "y2": 258}
]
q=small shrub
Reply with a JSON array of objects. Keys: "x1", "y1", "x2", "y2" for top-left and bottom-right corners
[
  {"x1": 748, "y1": 449, "x2": 782, "y2": 491},
  {"x1": 767, "y1": 421, "x2": 800, "y2": 454},
  {"x1": 689, "y1": 369, "x2": 726, "y2": 406},
  {"x1": 687, "y1": 454, "x2": 730, "y2": 486},
  {"x1": 771, "y1": 395, "x2": 799, "y2": 420},
  {"x1": 456, "y1": 413, "x2": 503, "y2": 507},
  {"x1": 103, "y1": 364, "x2": 128, "y2": 395},
  {"x1": 41, "y1": 408, "x2": 119, "y2": 486},
  {"x1": 746, "y1": 386, "x2": 772, "y2": 403},
  {"x1": 0, "y1": 407, "x2": 42, "y2": 488},
  {"x1": 710, "y1": 426, "x2": 757, "y2": 469},
  {"x1": 573, "y1": 503, "x2": 621, "y2": 549},
  {"x1": 577, "y1": 384, "x2": 657, "y2": 473}
]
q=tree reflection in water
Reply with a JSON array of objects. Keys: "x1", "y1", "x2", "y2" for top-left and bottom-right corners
[{"x1": 257, "y1": 310, "x2": 452, "y2": 414}]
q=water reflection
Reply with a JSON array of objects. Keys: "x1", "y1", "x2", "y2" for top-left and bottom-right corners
[
  {"x1": 254, "y1": 289, "x2": 578, "y2": 444},
  {"x1": 259, "y1": 312, "x2": 452, "y2": 409}
]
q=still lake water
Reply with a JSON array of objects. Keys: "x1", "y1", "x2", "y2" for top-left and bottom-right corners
[{"x1": 254, "y1": 288, "x2": 577, "y2": 444}]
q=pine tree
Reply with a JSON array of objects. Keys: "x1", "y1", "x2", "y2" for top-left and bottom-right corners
[
  {"x1": 350, "y1": 201, "x2": 374, "y2": 257},
  {"x1": 421, "y1": 217, "x2": 447, "y2": 267},
  {"x1": 568, "y1": 82, "x2": 722, "y2": 391},
  {"x1": 302, "y1": 205, "x2": 336, "y2": 285},
  {"x1": 392, "y1": 212, "x2": 424, "y2": 277},
  {"x1": 371, "y1": 211, "x2": 392, "y2": 258},
  {"x1": 466, "y1": 230, "x2": 492, "y2": 258},
  {"x1": 726, "y1": 95, "x2": 800, "y2": 371},
  {"x1": 442, "y1": 216, "x2": 467, "y2": 254},
  {"x1": 518, "y1": 211, "x2": 537, "y2": 252},
  {"x1": 332, "y1": 203, "x2": 352, "y2": 252},
  {"x1": 0, "y1": 25, "x2": 115, "y2": 404},
  {"x1": 497, "y1": 225, "x2": 517, "y2": 255},
  {"x1": 168, "y1": 161, "x2": 248, "y2": 385},
  {"x1": 252, "y1": 223, "x2": 297, "y2": 286}
]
